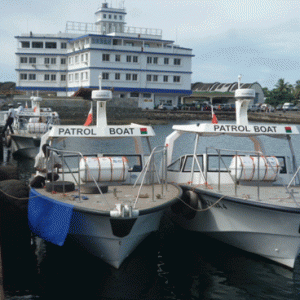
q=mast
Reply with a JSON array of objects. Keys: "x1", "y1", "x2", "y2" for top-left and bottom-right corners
[
  {"x1": 91, "y1": 75, "x2": 112, "y2": 128},
  {"x1": 235, "y1": 75, "x2": 255, "y2": 125}
]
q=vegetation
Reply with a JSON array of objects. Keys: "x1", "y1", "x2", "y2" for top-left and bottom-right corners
[{"x1": 264, "y1": 78, "x2": 300, "y2": 107}]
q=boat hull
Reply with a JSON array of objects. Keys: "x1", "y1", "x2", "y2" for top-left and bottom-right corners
[
  {"x1": 10, "y1": 134, "x2": 40, "y2": 158},
  {"x1": 68, "y1": 209, "x2": 164, "y2": 268},
  {"x1": 170, "y1": 186, "x2": 300, "y2": 268}
]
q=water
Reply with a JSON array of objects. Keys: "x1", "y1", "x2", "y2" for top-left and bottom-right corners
[{"x1": 4, "y1": 120, "x2": 300, "y2": 300}]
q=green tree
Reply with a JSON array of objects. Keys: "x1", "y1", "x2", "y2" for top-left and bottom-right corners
[
  {"x1": 293, "y1": 80, "x2": 300, "y2": 100},
  {"x1": 265, "y1": 89, "x2": 295, "y2": 107},
  {"x1": 274, "y1": 78, "x2": 293, "y2": 93}
]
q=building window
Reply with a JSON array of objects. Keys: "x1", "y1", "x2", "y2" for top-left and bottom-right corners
[
  {"x1": 174, "y1": 58, "x2": 181, "y2": 65},
  {"x1": 44, "y1": 74, "x2": 50, "y2": 81},
  {"x1": 75, "y1": 73, "x2": 79, "y2": 81},
  {"x1": 164, "y1": 58, "x2": 169, "y2": 65},
  {"x1": 147, "y1": 57, "x2": 152, "y2": 64},
  {"x1": 147, "y1": 75, "x2": 152, "y2": 81},
  {"x1": 173, "y1": 76, "x2": 181, "y2": 82},
  {"x1": 32, "y1": 42, "x2": 43, "y2": 48},
  {"x1": 61, "y1": 58, "x2": 66, "y2": 65},
  {"x1": 75, "y1": 56, "x2": 79, "y2": 64},
  {"x1": 29, "y1": 57, "x2": 36, "y2": 64},
  {"x1": 119, "y1": 15, "x2": 122, "y2": 20},
  {"x1": 68, "y1": 57, "x2": 73, "y2": 64},
  {"x1": 51, "y1": 58, "x2": 56, "y2": 64},
  {"x1": 113, "y1": 39, "x2": 118, "y2": 45},
  {"x1": 102, "y1": 72, "x2": 109, "y2": 80},
  {"x1": 20, "y1": 57, "x2": 27, "y2": 63},
  {"x1": 103, "y1": 14, "x2": 106, "y2": 19},
  {"x1": 44, "y1": 58, "x2": 50, "y2": 64},
  {"x1": 143, "y1": 93, "x2": 151, "y2": 98},
  {"x1": 29, "y1": 74, "x2": 36, "y2": 80},
  {"x1": 109, "y1": 14, "x2": 112, "y2": 19},
  {"x1": 20, "y1": 73, "x2": 27, "y2": 80},
  {"x1": 68, "y1": 74, "x2": 73, "y2": 81},
  {"x1": 45, "y1": 42, "x2": 57, "y2": 49},
  {"x1": 126, "y1": 55, "x2": 132, "y2": 62},
  {"x1": 133, "y1": 56, "x2": 138, "y2": 63},
  {"x1": 163, "y1": 75, "x2": 168, "y2": 82},
  {"x1": 51, "y1": 74, "x2": 56, "y2": 81},
  {"x1": 114, "y1": 15, "x2": 117, "y2": 20},
  {"x1": 21, "y1": 41, "x2": 30, "y2": 48},
  {"x1": 61, "y1": 74, "x2": 66, "y2": 81},
  {"x1": 115, "y1": 73, "x2": 120, "y2": 80},
  {"x1": 102, "y1": 54, "x2": 110, "y2": 61},
  {"x1": 132, "y1": 74, "x2": 138, "y2": 81},
  {"x1": 153, "y1": 57, "x2": 158, "y2": 64},
  {"x1": 130, "y1": 92, "x2": 139, "y2": 98},
  {"x1": 126, "y1": 74, "x2": 131, "y2": 80},
  {"x1": 115, "y1": 54, "x2": 121, "y2": 62},
  {"x1": 61, "y1": 42, "x2": 67, "y2": 49},
  {"x1": 153, "y1": 75, "x2": 158, "y2": 81}
]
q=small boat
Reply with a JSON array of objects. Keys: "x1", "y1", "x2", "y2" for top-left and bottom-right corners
[
  {"x1": 28, "y1": 76, "x2": 181, "y2": 269},
  {"x1": 165, "y1": 75, "x2": 300, "y2": 269},
  {"x1": 5, "y1": 97, "x2": 60, "y2": 158}
]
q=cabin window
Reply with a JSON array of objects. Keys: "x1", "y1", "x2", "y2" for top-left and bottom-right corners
[
  {"x1": 183, "y1": 155, "x2": 203, "y2": 172},
  {"x1": 276, "y1": 156, "x2": 287, "y2": 174},
  {"x1": 168, "y1": 158, "x2": 182, "y2": 172},
  {"x1": 207, "y1": 155, "x2": 233, "y2": 172}
]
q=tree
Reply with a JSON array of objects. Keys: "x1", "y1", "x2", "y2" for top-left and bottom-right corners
[
  {"x1": 265, "y1": 89, "x2": 295, "y2": 107},
  {"x1": 274, "y1": 78, "x2": 293, "y2": 93},
  {"x1": 293, "y1": 80, "x2": 300, "y2": 100}
]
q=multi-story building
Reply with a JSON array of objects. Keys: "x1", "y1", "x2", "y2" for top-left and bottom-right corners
[{"x1": 15, "y1": 2, "x2": 193, "y2": 109}]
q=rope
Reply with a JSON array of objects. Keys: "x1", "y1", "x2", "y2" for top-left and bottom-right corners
[{"x1": 176, "y1": 194, "x2": 226, "y2": 212}]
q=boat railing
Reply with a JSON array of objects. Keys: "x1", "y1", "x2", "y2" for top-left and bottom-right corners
[
  {"x1": 47, "y1": 147, "x2": 112, "y2": 206},
  {"x1": 46, "y1": 145, "x2": 168, "y2": 207},
  {"x1": 202, "y1": 147, "x2": 299, "y2": 204},
  {"x1": 133, "y1": 145, "x2": 168, "y2": 208}
]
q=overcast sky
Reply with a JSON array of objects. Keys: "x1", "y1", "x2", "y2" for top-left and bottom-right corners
[{"x1": 1, "y1": 0, "x2": 300, "y2": 89}]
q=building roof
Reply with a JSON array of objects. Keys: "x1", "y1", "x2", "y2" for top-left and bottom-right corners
[{"x1": 192, "y1": 82, "x2": 261, "y2": 93}]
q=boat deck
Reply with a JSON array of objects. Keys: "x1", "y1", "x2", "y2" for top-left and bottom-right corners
[
  {"x1": 192, "y1": 183, "x2": 300, "y2": 209},
  {"x1": 35, "y1": 183, "x2": 181, "y2": 213}
]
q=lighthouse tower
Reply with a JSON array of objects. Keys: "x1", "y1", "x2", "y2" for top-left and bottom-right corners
[{"x1": 95, "y1": 2, "x2": 127, "y2": 34}]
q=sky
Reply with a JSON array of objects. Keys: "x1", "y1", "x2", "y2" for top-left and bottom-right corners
[{"x1": 1, "y1": 0, "x2": 300, "y2": 89}]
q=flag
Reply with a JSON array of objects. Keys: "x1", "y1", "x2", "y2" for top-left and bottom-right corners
[
  {"x1": 140, "y1": 128, "x2": 148, "y2": 135},
  {"x1": 84, "y1": 103, "x2": 93, "y2": 126},
  {"x1": 211, "y1": 106, "x2": 218, "y2": 124}
]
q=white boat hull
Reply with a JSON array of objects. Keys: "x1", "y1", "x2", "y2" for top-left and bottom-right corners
[
  {"x1": 68, "y1": 209, "x2": 164, "y2": 268},
  {"x1": 170, "y1": 187, "x2": 300, "y2": 268}
]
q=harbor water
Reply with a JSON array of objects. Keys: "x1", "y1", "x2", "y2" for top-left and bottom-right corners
[{"x1": 4, "y1": 120, "x2": 300, "y2": 300}]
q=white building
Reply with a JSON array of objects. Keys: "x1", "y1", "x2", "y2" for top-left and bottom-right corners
[{"x1": 15, "y1": 2, "x2": 193, "y2": 109}]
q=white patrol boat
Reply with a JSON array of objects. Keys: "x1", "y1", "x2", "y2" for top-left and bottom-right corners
[
  {"x1": 28, "y1": 76, "x2": 181, "y2": 269},
  {"x1": 5, "y1": 96, "x2": 60, "y2": 158},
  {"x1": 165, "y1": 75, "x2": 300, "y2": 269}
]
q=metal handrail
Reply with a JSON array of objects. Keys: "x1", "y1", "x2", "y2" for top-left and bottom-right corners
[
  {"x1": 133, "y1": 146, "x2": 168, "y2": 208},
  {"x1": 47, "y1": 147, "x2": 110, "y2": 207},
  {"x1": 203, "y1": 147, "x2": 300, "y2": 205}
]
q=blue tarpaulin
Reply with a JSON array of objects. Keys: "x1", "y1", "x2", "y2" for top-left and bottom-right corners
[{"x1": 28, "y1": 189, "x2": 74, "y2": 246}]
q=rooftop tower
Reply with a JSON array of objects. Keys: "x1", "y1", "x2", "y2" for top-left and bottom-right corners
[{"x1": 95, "y1": 2, "x2": 127, "y2": 34}]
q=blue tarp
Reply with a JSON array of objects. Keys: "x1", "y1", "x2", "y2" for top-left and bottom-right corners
[{"x1": 28, "y1": 189, "x2": 74, "y2": 246}]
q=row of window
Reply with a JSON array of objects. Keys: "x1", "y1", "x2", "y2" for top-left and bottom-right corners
[
  {"x1": 102, "y1": 13, "x2": 123, "y2": 20},
  {"x1": 19, "y1": 73, "x2": 66, "y2": 81},
  {"x1": 68, "y1": 53, "x2": 89, "y2": 65},
  {"x1": 68, "y1": 72, "x2": 89, "y2": 82},
  {"x1": 101, "y1": 53, "x2": 181, "y2": 65},
  {"x1": 20, "y1": 57, "x2": 66, "y2": 65},
  {"x1": 21, "y1": 41, "x2": 67, "y2": 49},
  {"x1": 100, "y1": 72, "x2": 181, "y2": 83}
]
